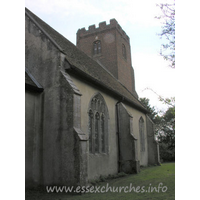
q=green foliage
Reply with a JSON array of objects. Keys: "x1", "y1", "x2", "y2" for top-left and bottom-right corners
[
  {"x1": 140, "y1": 95, "x2": 175, "y2": 162},
  {"x1": 156, "y1": 97, "x2": 175, "y2": 162},
  {"x1": 26, "y1": 163, "x2": 175, "y2": 200},
  {"x1": 139, "y1": 97, "x2": 157, "y2": 122},
  {"x1": 159, "y1": 143, "x2": 175, "y2": 162},
  {"x1": 91, "y1": 172, "x2": 128, "y2": 186},
  {"x1": 159, "y1": 96, "x2": 175, "y2": 107},
  {"x1": 156, "y1": 3, "x2": 175, "y2": 68}
]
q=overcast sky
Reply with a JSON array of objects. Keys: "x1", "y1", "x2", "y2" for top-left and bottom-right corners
[{"x1": 25, "y1": 0, "x2": 175, "y2": 112}]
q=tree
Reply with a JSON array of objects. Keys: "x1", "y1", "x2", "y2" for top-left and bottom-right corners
[
  {"x1": 155, "y1": 97, "x2": 175, "y2": 162},
  {"x1": 139, "y1": 97, "x2": 157, "y2": 121},
  {"x1": 156, "y1": 3, "x2": 175, "y2": 68},
  {"x1": 140, "y1": 96, "x2": 175, "y2": 162}
]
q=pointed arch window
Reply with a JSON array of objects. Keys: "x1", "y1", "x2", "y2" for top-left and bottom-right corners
[
  {"x1": 101, "y1": 114, "x2": 105, "y2": 153},
  {"x1": 139, "y1": 117, "x2": 145, "y2": 152},
  {"x1": 88, "y1": 93, "x2": 109, "y2": 154},
  {"x1": 95, "y1": 112, "x2": 100, "y2": 153},
  {"x1": 88, "y1": 109, "x2": 93, "y2": 153},
  {"x1": 122, "y1": 44, "x2": 126, "y2": 59},
  {"x1": 93, "y1": 40, "x2": 101, "y2": 55}
]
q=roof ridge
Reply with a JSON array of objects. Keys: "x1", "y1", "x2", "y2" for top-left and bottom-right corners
[
  {"x1": 25, "y1": 7, "x2": 65, "y2": 53},
  {"x1": 96, "y1": 60, "x2": 139, "y2": 99},
  {"x1": 25, "y1": 8, "x2": 147, "y2": 112}
]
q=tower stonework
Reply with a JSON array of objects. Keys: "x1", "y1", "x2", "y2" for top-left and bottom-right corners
[{"x1": 76, "y1": 19, "x2": 138, "y2": 98}]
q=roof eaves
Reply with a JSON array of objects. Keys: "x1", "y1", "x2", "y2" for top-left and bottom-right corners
[
  {"x1": 146, "y1": 115, "x2": 155, "y2": 124},
  {"x1": 67, "y1": 65, "x2": 148, "y2": 113}
]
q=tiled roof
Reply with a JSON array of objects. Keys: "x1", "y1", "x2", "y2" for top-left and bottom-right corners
[{"x1": 25, "y1": 8, "x2": 147, "y2": 113}]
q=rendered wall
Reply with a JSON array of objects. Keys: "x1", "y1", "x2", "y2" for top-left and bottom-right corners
[
  {"x1": 146, "y1": 116, "x2": 160, "y2": 165},
  {"x1": 70, "y1": 74, "x2": 148, "y2": 180},
  {"x1": 119, "y1": 104, "x2": 149, "y2": 166},
  {"x1": 25, "y1": 12, "x2": 149, "y2": 187},
  {"x1": 25, "y1": 14, "x2": 87, "y2": 187},
  {"x1": 70, "y1": 74, "x2": 118, "y2": 180},
  {"x1": 117, "y1": 103, "x2": 139, "y2": 173},
  {"x1": 25, "y1": 91, "x2": 43, "y2": 188}
]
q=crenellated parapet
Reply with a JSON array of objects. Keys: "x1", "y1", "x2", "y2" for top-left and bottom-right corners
[{"x1": 77, "y1": 19, "x2": 130, "y2": 43}]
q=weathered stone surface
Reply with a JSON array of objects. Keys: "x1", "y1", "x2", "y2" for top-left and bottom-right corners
[
  {"x1": 146, "y1": 115, "x2": 160, "y2": 165},
  {"x1": 25, "y1": 8, "x2": 160, "y2": 188},
  {"x1": 25, "y1": 12, "x2": 88, "y2": 187},
  {"x1": 117, "y1": 102, "x2": 140, "y2": 174}
]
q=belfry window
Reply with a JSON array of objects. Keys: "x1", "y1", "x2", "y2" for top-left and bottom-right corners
[
  {"x1": 139, "y1": 117, "x2": 145, "y2": 152},
  {"x1": 88, "y1": 93, "x2": 109, "y2": 154},
  {"x1": 122, "y1": 44, "x2": 126, "y2": 59},
  {"x1": 93, "y1": 40, "x2": 101, "y2": 55}
]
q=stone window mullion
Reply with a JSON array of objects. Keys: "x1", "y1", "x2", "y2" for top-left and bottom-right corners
[
  {"x1": 89, "y1": 110, "x2": 93, "y2": 153},
  {"x1": 94, "y1": 112, "x2": 100, "y2": 153},
  {"x1": 139, "y1": 117, "x2": 145, "y2": 152},
  {"x1": 88, "y1": 93, "x2": 109, "y2": 155},
  {"x1": 101, "y1": 114, "x2": 105, "y2": 153},
  {"x1": 93, "y1": 40, "x2": 101, "y2": 55},
  {"x1": 98, "y1": 114, "x2": 102, "y2": 153},
  {"x1": 122, "y1": 43, "x2": 126, "y2": 59},
  {"x1": 91, "y1": 113, "x2": 95, "y2": 154}
]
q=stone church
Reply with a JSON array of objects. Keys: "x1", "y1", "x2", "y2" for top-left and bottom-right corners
[{"x1": 25, "y1": 8, "x2": 160, "y2": 188}]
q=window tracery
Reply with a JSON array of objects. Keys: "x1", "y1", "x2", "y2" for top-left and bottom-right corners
[
  {"x1": 139, "y1": 117, "x2": 145, "y2": 152},
  {"x1": 93, "y1": 40, "x2": 101, "y2": 55},
  {"x1": 88, "y1": 93, "x2": 108, "y2": 154},
  {"x1": 122, "y1": 43, "x2": 126, "y2": 59}
]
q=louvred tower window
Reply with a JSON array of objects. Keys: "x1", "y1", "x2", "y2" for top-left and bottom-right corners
[{"x1": 93, "y1": 40, "x2": 101, "y2": 55}]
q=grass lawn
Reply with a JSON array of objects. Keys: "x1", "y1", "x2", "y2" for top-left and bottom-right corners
[{"x1": 26, "y1": 163, "x2": 175, "y2": 200}]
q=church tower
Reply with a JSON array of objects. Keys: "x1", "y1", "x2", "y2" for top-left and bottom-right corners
[{"x1": 76, "y1": 19, "x2": 138, "y2": 98}]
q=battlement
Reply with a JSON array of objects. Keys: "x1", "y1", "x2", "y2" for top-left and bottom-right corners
[{"x1": 77, "y1": 19, "x2": 130, "y2": 43}]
